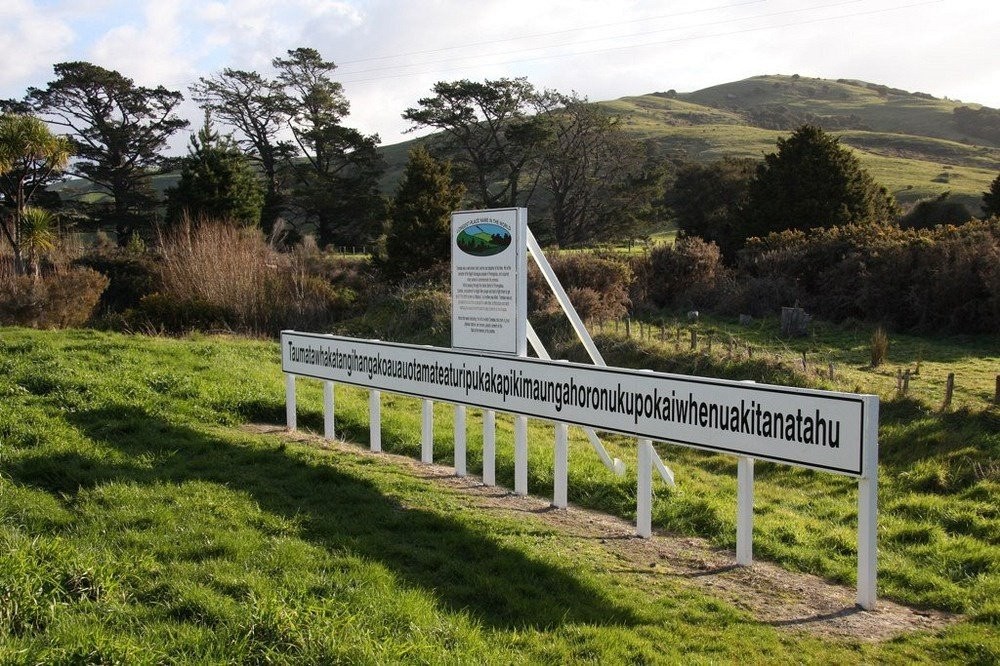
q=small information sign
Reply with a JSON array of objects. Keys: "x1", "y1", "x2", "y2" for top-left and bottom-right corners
[{"x1": 451, "y1": 208, "x2": 527, "y2": 355}]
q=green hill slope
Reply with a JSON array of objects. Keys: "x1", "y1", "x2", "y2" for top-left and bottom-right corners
[
  {"x1": 594, "y1": 75, "x2": 1000, "y2": 211},
  {"x1": 52, "y1": 75, "x2": 1000, "y2": 216}
]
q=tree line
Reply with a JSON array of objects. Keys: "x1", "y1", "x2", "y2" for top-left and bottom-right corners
[{"x1": 2, "y1": 50, "x2": 1000, "y2": 282}]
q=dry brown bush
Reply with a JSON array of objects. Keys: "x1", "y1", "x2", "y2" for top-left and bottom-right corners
[
  {"x1": 144, "y1": 219, "x2": 361, "y2": 335},
  {"x1": 0, "y1": 267, "x2": 109, "y2": 328}
]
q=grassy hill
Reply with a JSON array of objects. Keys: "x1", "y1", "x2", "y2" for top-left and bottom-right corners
[
  {"x1": 51, "y1": 75, "x2": 1000, "y2": 218},
  {"x1": 376, "y1": 75, "x2": 998, "y2": 213},
  {"x1": 598, "y1": 75, "x2": 999, "y2": 211}
]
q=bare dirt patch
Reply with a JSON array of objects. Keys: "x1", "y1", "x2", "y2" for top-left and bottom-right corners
[{"x1": 246, "y1": 424, "x2": 956, "y2": 641}]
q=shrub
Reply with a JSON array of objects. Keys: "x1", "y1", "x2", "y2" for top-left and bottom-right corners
[
  {"x1": 528, "y1": 251, "x2": 632, "y2": 323},
  {"x1": 0, "y1": 267, "x2": 108, "y2": 328},
  {"x1": 899, "y1": 192, "x2": 972, "y2": 229},
  {"x1": 737, "y1": 220, "x2": 1000, "y2": 332},
  {"x1": 73, "y1": 250, "x2": 159, "y2": 312},
  {"x1": 715, "y1": 275, "x2": 802, "y2": 318},
  {"x1": 645, "y1": 237, "x2": 727, "y2": 310}
]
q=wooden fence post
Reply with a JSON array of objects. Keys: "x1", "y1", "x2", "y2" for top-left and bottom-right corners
[{"x1": 942, "y1": 373, "x2": 955, "y2": 409}]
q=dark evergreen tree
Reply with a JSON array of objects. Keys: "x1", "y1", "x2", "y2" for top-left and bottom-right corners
[
  {"x1": 668, "y1": 157, "x2": 756, "y2": 261},
  {"x1": 165, "y1": 113, "x2": 264, "y2": 226},
  {"x1": 381, "y1": 146, "x2": 464, "y2": 282},
  {"x1": 27, "y1": 62, "x2": 188, "y2": 243},
  {"x1": 190, "y1": 68, "x2": 295, "y2": 234},
  {"x1": 983, "y1": 172, "x2": 1000, "y2": 218},
  {"x1": 739, "y1": 125, "x2": 898, "y2": 242}
]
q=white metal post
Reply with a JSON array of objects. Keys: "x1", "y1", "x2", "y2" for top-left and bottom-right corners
[
  {"x1": 737, "y1": 456, "x2": 755, "y2": 565},
  {"x1": 421, "y1": 399, "x2": 434, "y2": 463},
  {"x1": 323, "y1": 381, "x2": 335, "y2": 440},
  {"x1": 636, "y1": 439, "x2": 653, "y2": 538},
  {"x1": 553, "y1": 422, "x2": 568, "y2": 508},
  {"x1": 514, "y1": 415, "x2": 528, "y2": 495},
  {"x1": 454, "y1": 405, "x2": 467, "y2": 477},
  {"x1": 483, "y1": 410, "x2": 496, "y2": 486},
  {"x1": 285, "y1": 373, "x2": 296, "y2": 431},
  {"x1": 369, "y1": 390, "x2": 381, "y2": 452},
  {"x1": 857, "y1": 396, "x2": 880, "y2": 610}
]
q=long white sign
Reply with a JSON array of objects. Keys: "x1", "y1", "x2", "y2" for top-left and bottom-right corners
[
  {"x1": 282, "y1": 332, "x2": 871, "y2": 477},
  {"x1": 450, "y1": 208, "x2": 527, "y2": 355}
]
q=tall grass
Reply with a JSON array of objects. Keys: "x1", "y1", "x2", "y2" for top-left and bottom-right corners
[
  {"x1": 149, "y1": 219, "x2": 362, "y2": 335},
  {"x1": 870, "y1": 325, "x2": 890, "y2": 367},
  {"x1": 157, "y1": 220, "x2": 278, "y2": 330}
]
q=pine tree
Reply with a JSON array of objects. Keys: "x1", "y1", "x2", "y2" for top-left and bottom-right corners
[
  {"x1": 739, "y1": 125, "x2": 898, "y2": 241},
  {"x1": 165, "y1": 114, "x2": 263, "y2": 226},
  {"x1": 381, "y1": 146, "x2": 465, "y2": 281}
]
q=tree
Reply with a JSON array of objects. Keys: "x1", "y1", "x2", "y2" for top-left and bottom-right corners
[
  {"x1": 403, "y1": 78, "x2": 548, "y2": 208},
  {"x1": 27, "y1": 62, "x2": 188, "y2": 243},
  {"x1": 381, "y1": 145, "x2": 464, "y2": 281},
  {"x1": 190, "y1": 68, "x2": 295, "y2": 233},
  {"x1": 983, "y1": 172, "x2": 1000, "y2": 218},
  {"x1": 165, "y1": 113, "x2": 264, "y2": 226},
  {"x1": 739, "y1": 125, "x2": 898, "y2": 242},
  {"x1": 537, "y1": 94, "x2": 663, "y2": 246},
  {"x1": 668, "y1": 157, "x2": 756, "y2": 261},
  {"x1": 274, "y1": 48, "x2": 386, "y2": 247},
  {"x1": 18, "y1": 207, "x2": 56, "y2": 277},
  {"x1": 0, "y1": 113, "x2": 72, "y2": 274},
  {"x1": 899, "y1": 192, "x2": 972, "y2": 229}
]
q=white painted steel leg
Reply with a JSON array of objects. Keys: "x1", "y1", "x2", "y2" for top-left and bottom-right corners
[
  {"x1": 737, "y1": 456, "x2": 754, "y2": 565},
  {"x1": 483, "y1": 410, "x2": 496, "y2": 486},
  {"x1": 323, "y1": 381, "x2": 335, "y2": 440},
  {"x1": 369, "y1": 390, "x2": 381, "y2": 452},
  {"x1": 454, "y1": 405, "x2": 467, "y2": 477},
  {"x1": 421, "y1": 399, "x2": 433, "y2": 463},
  {"x1": 858, "y1": 476, "x2": 878, "y2": 610},
  {"x1": 514, "y1": 415, "x2": 528, "y2": 496},
  {"x1": 553, "y1": 422, "x2": 568, "y2": 508},
  {"x1": 636, "y1": 439, "x2": 653, "y2": 538},
  {"x1": 526, "y1": 320, "x2": 626, "y2": 478},
  {"x1": 285, "y1": 374, "x2": 296, "y2": 431},
  {"x1": 857, "y1": 396, "x2": 880, "y2": 610}
]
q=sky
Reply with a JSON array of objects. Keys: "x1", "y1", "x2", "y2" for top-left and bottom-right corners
[{"x1": 2, "y1": 0, "x2": 998, "y2": 151}]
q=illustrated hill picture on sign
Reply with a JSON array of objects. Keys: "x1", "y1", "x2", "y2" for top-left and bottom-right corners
[{"x1": 456, "y1": 224, "x2": 512, "y2": 257}]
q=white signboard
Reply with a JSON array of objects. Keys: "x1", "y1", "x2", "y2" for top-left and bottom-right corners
[
  {"x1": 282, "y1": 332, "x2": 870, "y2": 477},
  {"x1": 450, "y1": 208, "x2": 527, "y2": 355}
]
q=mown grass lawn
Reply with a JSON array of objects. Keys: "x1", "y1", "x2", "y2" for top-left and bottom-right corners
[{"x1": 0, "y1": 327, "x2": 997, "y2": 663}]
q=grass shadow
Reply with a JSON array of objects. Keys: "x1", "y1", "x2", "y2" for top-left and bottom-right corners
[{"x1": 9, "y1": 404, "x2": 641, "y2": 631}]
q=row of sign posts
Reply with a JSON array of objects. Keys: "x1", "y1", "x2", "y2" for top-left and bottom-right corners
[{"x1": 281, "y1": 208, "x2": 880, "y2": 610}]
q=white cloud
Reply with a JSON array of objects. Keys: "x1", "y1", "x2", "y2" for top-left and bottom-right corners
[
  {"x1": 1, "y1": 0, "x2": 998, "y2": 150},
  {"x1": 0, "y1": 1, "x2": 75, "y2": 93}
]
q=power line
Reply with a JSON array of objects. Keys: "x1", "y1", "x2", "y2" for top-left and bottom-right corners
[
  {"x1": 339, "y1": 0, "x2": 941, "y2": 86},
  {"x1": 335, "y1": 0, "x2": 767, "y2": 67},
  {"x1": 337, "y1": 0, "x2": 864, "y2": 78}
]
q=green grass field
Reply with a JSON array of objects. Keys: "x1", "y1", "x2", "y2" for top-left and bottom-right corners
[{"x1": 0, "y1": 327, "x2": 997, "y2": 662}]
